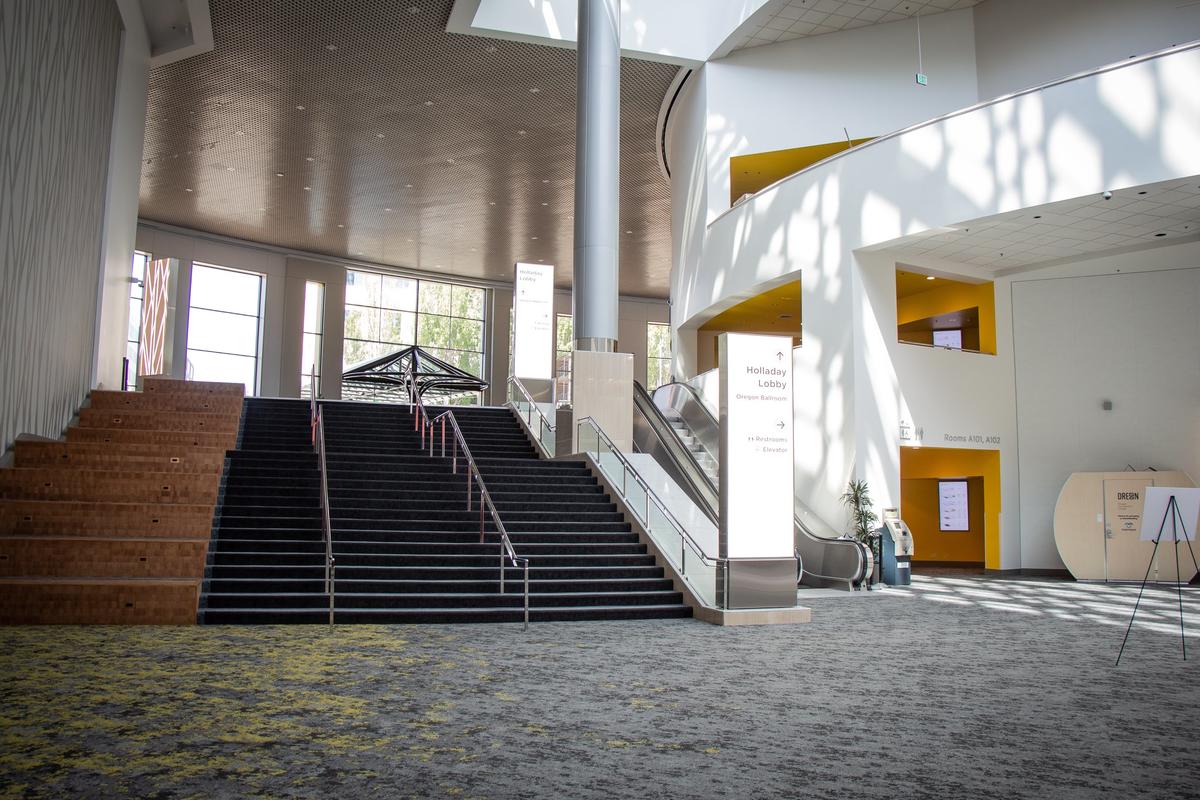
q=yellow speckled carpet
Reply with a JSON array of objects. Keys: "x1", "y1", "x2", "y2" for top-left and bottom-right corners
[{"x1": 2, "y1": 576, "x2": 1198, "y2": 799}]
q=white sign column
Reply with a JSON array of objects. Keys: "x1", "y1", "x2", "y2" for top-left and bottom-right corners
[
  {"x1": 719, "y1": 333, "x2": 798, "y2": 608},
  {"x1": 512, "y1": 262, "x2": 554, "y2": 399}
]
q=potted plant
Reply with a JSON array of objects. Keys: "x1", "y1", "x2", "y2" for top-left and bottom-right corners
[{"x1": 841, "y1": 479, "x2": 880, "y2": 586}]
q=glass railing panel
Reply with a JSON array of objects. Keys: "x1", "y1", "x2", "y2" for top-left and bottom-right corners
[
  {"x1": 624, "y1": 469, "x2": 648, "y2": 526},
  {"x1": 684, "y1": 538, "x2": 720, "y2": 608}
]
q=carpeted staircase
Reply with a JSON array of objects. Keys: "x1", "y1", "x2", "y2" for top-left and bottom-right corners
[{"x1": 202, "y1": 398, "x2": 691, "y2": 623}]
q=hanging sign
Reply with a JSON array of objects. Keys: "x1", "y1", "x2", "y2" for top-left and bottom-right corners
[
  {"x1": 512, "y1": 262, "x2": 554, "y2": 380},
  {"x1": 719, "y1": 333, "x2": 795, "y2": 559}
]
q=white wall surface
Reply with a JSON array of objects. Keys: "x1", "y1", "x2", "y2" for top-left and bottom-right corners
[
  {"x1": 1009, "y1": 243, "x2": 1200, "y2": 569},
  {"x1": 698, "y1": 8, "x2": 979, "y2": 223},
  {"x1": 973, "y1": 0, "x2": 1200, "y2": 100},
  {"x1": 93, "y1": 0, "x2": 150, "y2": 391},
  {"x1": 667, "y1": 42, "x2": 1200, "y2": 567}
]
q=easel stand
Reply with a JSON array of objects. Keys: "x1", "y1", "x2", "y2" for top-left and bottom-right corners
[{"x1": 1115, "y1": 495, "x2": 1200, "y2": 666}]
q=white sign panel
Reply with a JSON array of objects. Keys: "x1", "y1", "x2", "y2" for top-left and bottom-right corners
[
  {"x1": 939, "y1": 480, "x2": 969, "y2": 531},
  {"x1": 1140, "y1": 487, "x2": 1200, "y2": 542},
  {"x1": 933, "y1": 329, "x2": 962, "y2": 349},
  {"x1": 719, "y1": 333, "x2": 795, "y2": 559},
  {"x1": 512, "y1": 262, "x2": 553, "y2": 380}
]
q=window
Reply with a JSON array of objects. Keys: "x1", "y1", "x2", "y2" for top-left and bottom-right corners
[
  {"x1": 126, "y1": 250, "x2": 150, "y2": 385},
  {"x1": 647, "y1": 322, "x2": 672, "y2": 391},
  {"x1": 343, "y1": 269, "x2": 486, "y2": 403},
  {"x1": 185, "y1": 263, "x2": 264, "y2": 394},
  {"x1": 555, "y1": 314, "x2": 573, "y2": 405},
  {"x1": 300, "y1": 281, "x2": 325, "y2": 399}
]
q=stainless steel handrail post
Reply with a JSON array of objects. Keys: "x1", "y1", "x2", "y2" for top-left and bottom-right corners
[
  {"x1": 311, "y1": 368, "x2": 335, "y2": 626},
  {"x1": 407, "y1": 364, "x2": 532, "y2": 629}
]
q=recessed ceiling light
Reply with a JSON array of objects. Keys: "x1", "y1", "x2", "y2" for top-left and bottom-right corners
[
  {"x1": 405, "y1": 184, "x2": 413, "y2": 188},
  {"x1": 486, "y1": 45, "x2": 497, "y2": 53},
  {"x1": 488, "y1": 201, "x2": 496, "y2": 206},
  {"x1": 406, "y1": 238, "x2": 413, "y2": 242},
  {"x1": 625, "y1": 230, "x2": 634, "y2": 234},
  {"x1": 926, "y1": 275, "x2": 936, "y2": 280},
  {"x1": 542, "y1": 179, "x2": 550, "y2": 183},
  {"x1": 337, "y1": 224, "x2": 344, "y2": 228},
  {"x1": 226, "y1": 167, "x2": 235, "y2": 172},
  {"x1": 529, "y1": 87, "x2": 540, "y2": 93},
  {"x1": 423, "y1": 100, "x2": 434, "y2": 106},
  {"x1": 304, "y1": 186, "x2": 312, "y2": 191},
  {"x1": 326, "y1": 44, "x2": 338, "y2": 51},
  {"x1": 541, "y1": 202, "x2": 548, "y2": 206},
  {"x1": 258, "y1": 207, "x2": 266, "y2": 212},
  {"x1": 408, "y1": 6, "x2": 420, "y2": 13},
  {"x1": 518, "y1": 130, "x2": 527, "y2": 136},
  {"x1": 531, "y1": 236, "x2": 538, "y2": 240},
  {"x1": 446, "y1": 158, "x2": 455, "y2": 164},
  {"x1": 275, "y1": 172, "x2": 284, "y2": 177},
  {"x1": 305, "y1": 157, "x2": 314, "y2": 162},
  {"x1": 234, "y1": 130, "x2": 245, "y2": 136},
  {"x1": 385, "y1": 207, "x2": 392, "y2": 212},
  {"x1": 376, "y1": 133, "x2": 385, "y2": 139},
  {"x1": 184, "y1": 187, "x2": 193, "y2": 192},
  {"x1": 295, "y1": 105, "x2": 305, "y2": 111}
]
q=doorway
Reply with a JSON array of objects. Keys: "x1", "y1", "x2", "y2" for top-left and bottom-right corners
[{"x1": 899, "y1": 446, "x2": 1000, "y2": 571}]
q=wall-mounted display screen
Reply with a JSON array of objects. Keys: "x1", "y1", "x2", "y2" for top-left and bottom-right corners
[
  {"x1": 933, "y1": 329, "x2": 963, "y2": 349},
  {"x1": 939, "y1": 480, "x2": 969, "y2": 531}
]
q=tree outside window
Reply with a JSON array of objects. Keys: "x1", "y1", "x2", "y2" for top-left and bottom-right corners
[{"x1": 647, "y1": 322, "x2": 672, "y2": 391}]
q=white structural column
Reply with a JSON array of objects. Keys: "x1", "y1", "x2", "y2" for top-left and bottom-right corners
[{"x1": 572, "y1": 0, "x2": 620, "y2": 352}]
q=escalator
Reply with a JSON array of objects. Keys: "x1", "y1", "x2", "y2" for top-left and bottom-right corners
[{"x1": 632, "y1": 381, "x2": 872, "y2": 590}]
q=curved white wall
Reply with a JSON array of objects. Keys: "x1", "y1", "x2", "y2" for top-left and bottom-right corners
[{"x1": 667, "y1": 40, "x2": 1200, "y2": 567}]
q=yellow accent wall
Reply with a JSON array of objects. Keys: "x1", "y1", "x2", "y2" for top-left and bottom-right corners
[
  {"x1": 900, "y1": 446, "x2": 1001, "y2": 570},
  {"x1": 729, "y1": 139, "x2": 874, "y2": 205},
  {"x1": 896, "y1": 278, "x2": 996, "y2": 355},
  {"x1": 901, "y1": 477, "x2": 985, "y2": 564}
]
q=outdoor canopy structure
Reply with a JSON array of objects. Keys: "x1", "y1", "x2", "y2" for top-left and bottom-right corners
[{"x1": 341, "y1": 345, "x2": 489, "y2": 403}]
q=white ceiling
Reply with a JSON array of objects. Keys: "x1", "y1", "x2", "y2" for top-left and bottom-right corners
[
  {"x1": 872, "y1": 177, "x2": 1200, "y2": 275},
  {"x1": 733, "y1": 0, "x2": 981, "y2": 50}
]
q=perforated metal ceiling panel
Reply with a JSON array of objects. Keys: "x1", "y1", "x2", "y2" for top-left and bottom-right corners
[{"x1": 139, "y1": 0, "x2": 677, "y2": 296}]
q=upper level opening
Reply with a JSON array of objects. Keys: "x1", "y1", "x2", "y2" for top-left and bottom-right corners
[{"x1": 896, "y1": 270, "x2": 995, "y2": 356}]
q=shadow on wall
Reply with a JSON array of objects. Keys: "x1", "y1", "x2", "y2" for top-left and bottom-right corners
[{"x1": 674, "y1": 46, "x2": 1200, "y2": 537}]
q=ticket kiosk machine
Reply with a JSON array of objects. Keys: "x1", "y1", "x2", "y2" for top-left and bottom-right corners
[{"x1": 879, "y1": 509, "x2": 914, "y2": 586}]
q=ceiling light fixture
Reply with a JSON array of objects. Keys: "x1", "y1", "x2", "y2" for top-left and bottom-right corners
[
  {"x1": 531, "y1": 236, "x2": 538, "y2": 240},
  {"x1": 296, "y1": 105, "x2": 306, "y2": 111},
  {"x1": 226, "y1": 167, "x2": 235, "y2": 172},
  {"x1": 529, "y1": 87, "x2": 540, "y2": 93},
  {"x1": 305, "y1": 157, "x2": 314, "y2": 162},
  {"x1": 235, "y1": 130, "x2": 245, "y2": 136},
  {"x1": 405, "y1": 184, "x2": 413, "y2": 188},
  {"x1": 926, "y1": 275, "x2": 935, "y2": 280},
  {"x1": 304, "y1": 186, "x2": 312, "y2": 191},
  {"x1": 423, "y1": 100, "x2": 434, "y2": 106},
  {"x1": 275, "y1": 172, "x2": 284, "y2": 177},
  {"x1": 337, "y1": 224, "x2": 344, "y2": 228},
  {"x1": 184, "y1": 187, "x2": 193, "y2": 192},
  {"x1": 326, "y1": 44, "x2": 338, "y2": 51},
  {"x1": 376, "y1": 133, "x2": 385, "y2": 139}
]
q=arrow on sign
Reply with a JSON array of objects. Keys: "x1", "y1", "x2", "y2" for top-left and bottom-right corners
[
  {"x1": 776, "y1": 420, "x2": 785, "y2": 429},
  {"x1": 776, "y1": 351, "x2": 784, "y2": 360}
]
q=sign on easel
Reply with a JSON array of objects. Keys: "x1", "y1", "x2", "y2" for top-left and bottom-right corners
[
  {"x1": 512, "y1": 262, "x2": 553, "y2": 381},
  {"x1": 1140, "y1": 487, "x2": 1200, "y2": 542}
]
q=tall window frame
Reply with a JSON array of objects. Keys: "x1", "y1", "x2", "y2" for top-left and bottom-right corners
[
  {"x1": 300, "y1": 281, "x2": 325, "y2": 399},
  {"x1": 555, "y1": 313, "x2": 573, "y2": 405},
  {"x1": 185, "y1": 262, "x2": 265, "y2": 395},
  {"x1": 647, "y1": 322, "x2": 672, "y2": 391},
  {"x1": 126, "y1": 250, "x2": 151, "y2": 384},
  {"x1": 343, "y1": 269, "x2": 487, "y2": 404}
]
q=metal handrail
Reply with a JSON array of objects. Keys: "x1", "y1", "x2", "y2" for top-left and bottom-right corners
[
  {"x1": 576, "y1": 416, "x2": 719, "y2": 567},
  {"x1": 310, "y1": 368, "x2": 335, "y2": 625},
  {"x1": 506, "y1": 376, "x2": 555, "y2": 458},
  {"x1": 406, "y1": 366, "x2": 531, "y2": 630}
]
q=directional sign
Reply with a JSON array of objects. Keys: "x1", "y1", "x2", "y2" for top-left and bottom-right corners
[
  {"x1": 719, "y1": 333, "x2": 795, "y2": 559},
  {"x1": 512, "y1": 262, "x2": 553, "y2": 380}
]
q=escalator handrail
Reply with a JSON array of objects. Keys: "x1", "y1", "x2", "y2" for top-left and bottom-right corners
[
  {"x1": 652, "y1": 380, "x2": 873, "y2": 585},
  {"x1": 632, "y1": 382, "x2": 719, "y2": 525}
]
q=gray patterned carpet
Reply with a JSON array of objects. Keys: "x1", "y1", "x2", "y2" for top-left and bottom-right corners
[{"x1": 2, "y1": 575, "x2": 1198, "y2": 799}]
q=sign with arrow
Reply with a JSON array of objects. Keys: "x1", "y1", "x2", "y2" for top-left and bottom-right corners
[{"x1": 718, "y1": 333, "x2": 795, "y2": 560}]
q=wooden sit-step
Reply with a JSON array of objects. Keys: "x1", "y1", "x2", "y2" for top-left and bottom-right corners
[{"x1": 0, "y1": 377, "x2": 243, "y2": 625}]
